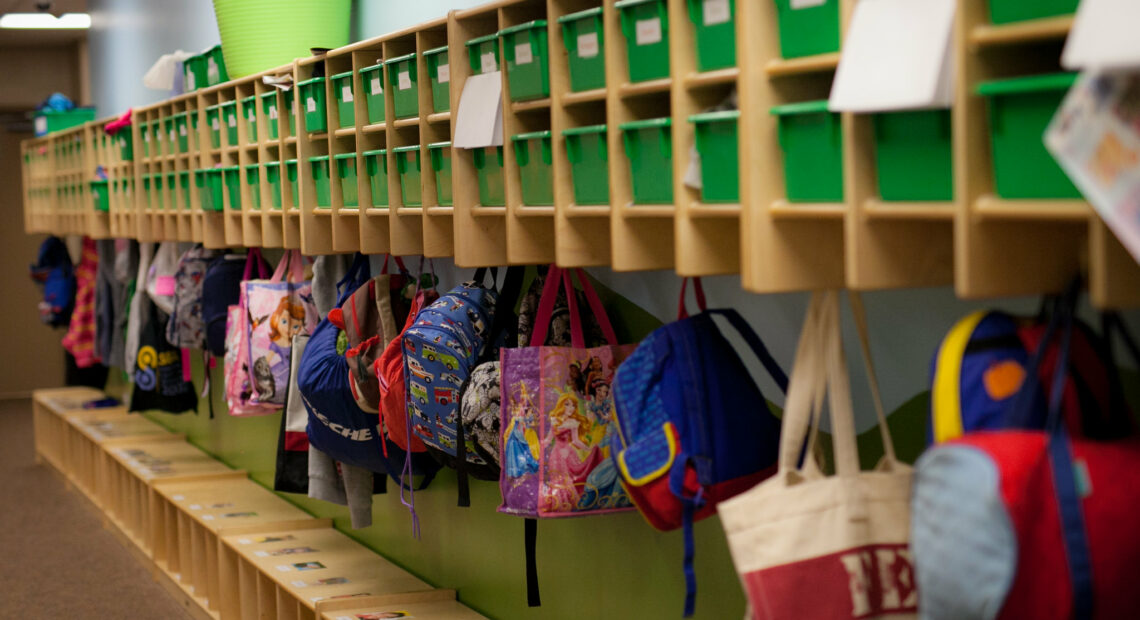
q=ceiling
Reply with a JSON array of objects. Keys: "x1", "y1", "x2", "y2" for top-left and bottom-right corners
[{"x1": 0, "y1": 0, "x2": 87, "y2": 46}]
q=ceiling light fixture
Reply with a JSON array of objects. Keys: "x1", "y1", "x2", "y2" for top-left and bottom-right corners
[{"x1": 0, "y1": 12, "x2": 91, "y2": 29}]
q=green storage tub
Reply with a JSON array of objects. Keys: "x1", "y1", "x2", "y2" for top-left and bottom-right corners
[
  {"x1": 261, "y1": 91, "x2": 280, "y2": 139},
  {"x1": 194, "y1": 170, "x2": 207, "y2": 210},
  {"x1": 220, "y1": 101, "x2": 239, "y2": 146},
  {"x1": 620, "y1": 117, "x2": 674, "y2": 204},
  {"x1": 164, "y1": 117, "x2": 177, "y2": 155},
  {"x1": 616, "y1": 0, "x2": 670, "y2": 83},
  {"x1": 360, "y1": 62, "x2": 386, "y2": 124},
  {"x1": 223, "y1": 166, "x2": 242, "y2": 210},
  {"x1": 988, "y1": 0, "x2": 1077, "y2": 25},
  {"x1": 173, "y1": 113, "x2": 189, "y2": 153},
  {"x1": 141, "y1": 122, "x2": 152, "y2": 157},
  {"x1": 166, "y1": 173, "x2": 177, "y2": 210},
  {"x1": 428, "y1": 142, "x2": 453, "y2": 207},
  {"x1": 264, "y1": 161, "x2": 282, "y2": 209},
  {"x1": 152, "y1": 174, "x2": 167, "y2": 210},
  {"x1": 206, "y1": 104, "x2": 222, "y2": 148},
  {"x1": 205, "y1": 44, "x2": 229, "y2": 86},
  {"x1": 773, "y1": 0, "x2": 840, "y2": 60},
  {"x1": 424, "y1": 47, "x2": 451, "y2": 113},
  {"x1": 873, "y1": 110, "x2": 953, "y2": 202},
  {"x1": 364, "y1": 149, "x2": 389, "y2": 207},
  {"x1": 142, "y1": 175, "x2": 153, "y2": 209},
  {"x1": 467, "y1": 32, "x2": 501, "y2": 75},
  {"x1": 332, "y1": 71, "x2": 355, "y2": 129},
  {"x1": 387, "y1": 53, "x2": 420, "y2": 120},
  {"x1": 184, "y1": 54, "x2": 207, "y2": 91},
  {"x1": 241, "y1": 96, "x2": 258, "y2": 142},
  {"x1": 564, "y1": 124, "x2": 610, "y2": 205},
  {"x1": 91, "y1": 180, "x2": 109, "y2": 212},
  {"x1": 691, "y1": 110, "x2": 740, "y2": 203},
  {"x1": 334, "y1": 153, "x2": 358, "y2": 207},
  {"x1": 286, "y1": 159, "x2": 299, "y2": 207},
  {"x1": 500, "y1": 20, "x2": 551, "y2": 102},
  {"x1": 117, "y1": 131, "x2": 133, "y2": 162},
  {"x1": 244, "y1": 164, "x2": 261, "y2": 209},
  {"x1": 978, "y1": 73, "x2": 1080, "y2": 199},
  {"x1": 688, "y1": 0, "x2": 736, "y2": 71},
  {"x1": 393, "y1": 145, "x2": 422, "y2": 207},
  {"x1": 310, "y1": 155, "x2": 331, "y2": 208},
  {"x1": 286, "y1": 93, "x2": 296, "y2": 136},
  {"x1": 771, "y1": 100, "x2": 844, "y2": 203},
  {"x1": 189, "y1": 111, "x2": 200, "y2": 150},
  {"x1": 299, "y1": 77, "x2": 328, "y2": 133},
  {"x1": 559, "y1": 8, "x2": 606, "y2": 93},
  {"x1": 512, "y1": 131, "x2": 554, "y2": 205},
  {"x1": 473, "y1": 146, "x2": 505, "y2": 206},
  {"x1": 179, "y1": 171, "x2": 191, "y2": 211},
  {"x1": 206, "y1": 169, "x2": 224, "y2": 212}
]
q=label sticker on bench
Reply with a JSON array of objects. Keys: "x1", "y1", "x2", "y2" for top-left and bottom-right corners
[
  {"x1": 276, "y1": 564, "x2": 293, "y2": 572},
  {"x1": 202, "y1": 515, "x2": 215, "y2": 521},
  {"x1": 189, "y1": 504, "x2": 201, "y2": 510},
  {"x1": 578, "y1": 33, "x2": 599, "y2": 58},
  {"x1": 171, "y1": 495, "x2": 184, "y2": 501},
  {"x1": 254, "y1": 550, "x2": 269, "y2": 557},
  {"x1": 636, "y1": 18, "x2": 661, "y2": 45},
  {"x1": 292, "y1": 580, "x2": 308, "y2": 588}
]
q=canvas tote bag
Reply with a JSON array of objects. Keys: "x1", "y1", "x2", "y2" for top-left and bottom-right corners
[{"x1": 718, "y1": 291, "x2": 917, "y2": 620}]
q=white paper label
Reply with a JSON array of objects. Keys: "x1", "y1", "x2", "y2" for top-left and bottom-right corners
[
  {"x1": 291, "y1": 580, "x2": 308, "y2": 588},
  {"x1": 144, "y1": 132, "x2": 150, "y2": 143},
  {"x1": 437, "y1": 63, "x2": 450, "y2": 84},
  {"x1": 207, "y1": 57, "x2": 219, "y2": 80},
  {"x1": 34, "y1": 116, "x2": 46, "y2": 134},
  {"x1": 578, "y1": 33, "x2": 599, "y2": 59},
  {"x1": 336, "y1": 617, "x2": 354, "y2": 620},
  {"x1": 202, "y1": 515, "x2": 215, "y2": 521},
  {"x1": 238, "y1": 538, "x2": 252, "y2": 545},
  {"x1": 248, "y1": 110, "x2": 256, "y2": 123},
  {"x1": 370, "y1": 77, "x2": 382, "y2": 95},
  {"x1": 180, "y1": 124, "x2": 187, "y2": 136},
  {"x1": 189, "y1": 504, "x2": 202, "y2": 510},
  {"x1": 211, "y1": 118, "x2": 219, "y2": 130},
  {"x1": 791, "y1": 0, "x2": 826, "y2": 8},
  {"x1": 481, "y1": 52, "x2": 497, "y2": 74},
  {"x1": 515, "y1": 42, "x2": 533, "y2": 65},
  {"x1": 276, "y1": 565, "x2": 293, "y2": 572},
  {"x1": 342, "y1": 85, "x2": 353, "y2": 102},
  {"x1": 169, "y1": 130, "x2": 176, "y2": 141},
  {"x1": 703, "y1": 0, "x2": 731, "y2": 25},
  {"x1": 187, "y1": 73, "x2": 196, "y2": 90},
  {"x1": 398, "y1": 70, "x2": 411, "y2": 90},
  {"x1": 307, "y1": 97, "x2": 316, "y2": 113},
  {"x1": 269, "y1": 105, "x2": 278, "y2": 120},
  {"x1": 228, "y1": 114, "x2": 236, "y2": 127},
  {"x1": 254, "y1": 551, "x2": 269, "y2": 557},
  {"x1": 171, "y1": 494, "x2": 184, "y2": 501},
  {"x1": 636, "y1": 18, "x2": 662, "y2": 45}
]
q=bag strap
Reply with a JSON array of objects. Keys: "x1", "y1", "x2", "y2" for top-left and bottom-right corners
[
  {"x1": 242, "y1": 248, "x2": 270, "y2": 281},
  {"x1": 567, "y1": 268, "x2": 617, "y2": 346},
  {"x1": 525, "y1": 517, "x2": 540, "y2": 607},
  {"x1": 269, "y1": 249, "x2": 305, "y2": 283},
  {"x1": 777, "y1": 292, "x2": 828, "y2": 475},
  {"x1": 709, "y1": 309, "x2": 789, "y2": 394},
  {"x1": 848, "y1": 292, "x2": 898, "y2": 465},
  {"x1": 677, "y1": 277, "x2": 707, "y2": 320},
  {"x1": 529, "y1": 265, "x2": 564, "y2": 347},
  {"x1": 335, "y1": 253, "x2": 371, "y2": 306}
]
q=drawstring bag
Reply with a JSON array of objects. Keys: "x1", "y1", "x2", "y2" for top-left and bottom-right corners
[
  {"x1": 165, "y1": 244, "x2": 218, "y2": 350},
  {"x1": 129, "y1": 295, "x2": 198, "y2": 414},
  {"x1": 244, "y1": 250, "x2": 317, "y2": 405}
]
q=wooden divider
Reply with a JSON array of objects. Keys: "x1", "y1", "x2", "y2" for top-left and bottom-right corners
[
  {"x1": 32, "y1": 386, "x2": 110, "y2": 473},
  {"x1": 318, "y1": 590, "x2": 485, "y2": 620},
  {"x1": 63, "y1": 410, "x2": 184, "y2": 507}
]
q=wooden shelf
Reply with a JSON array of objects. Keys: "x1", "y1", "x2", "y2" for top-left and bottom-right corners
[
  {"x1": 364, "y1": 207, "x2": 389, "y2": 215},
  {"x1": 425, "y1": 205, "x2": 454, "y2": 215},
  {"x1": 511, "y1": 98, "x2": 551, "y2": 113},
  {"x1": 765, "y1": 52, "x2": 841, "y2": 78},
  {"x1": 362, "y1": 122, "x2": 386, "y2": 133},
  {"x1": 565, "y1": 205, "x2": 610, "y2": 218},
  {"x1": 396, "y1": 206, "x2": 423, "y2": 215},
  {"x1": 563, "y1": 88, "x2": 606, "y2": 106},
  {"x1": 333, "y1": 127, "x2": 356, "y2": 137},
  {"x1": 689, "y1": 203, "x2": 741, "y2": 218},
  {"x1": 863, "y1": 199, "x2": 956, "y2": 221},
  {"x1": 515, "y1": 205, "x2": 555, "y2": 217},
  {"x1": 770, "y1": 200, "x2": 846, "y2": 219},
  {"x1": 970, "y1": 15, "x2": 1073, "y2": 47},
  {"x1": 684, "y1": 68, "x2": 740, "y2": 89},
  {"x1": 308, "y1": 132, "x2": 329, "y2": 140},
  {"x1": 621, "y1": 205, "x2": 675, "y2": 218},
  {"x1": 284, "y1": 136, "x2": 298, "y2": 145},
  {"x1": 973, "y1": 196, "x2": 1090, "y2": 221},
  {"x1": 470, "y1": 205, "x2": 506, "y2": 216},
  {"x1": 393, "y1": 117, "x2": 419, "y2": 128},
  {"x1": 619, "y1": 78, "x2": 672, "y2": 98},
  {"x1": 427, "y1": 112, "x2": 451, "y2": 124}
]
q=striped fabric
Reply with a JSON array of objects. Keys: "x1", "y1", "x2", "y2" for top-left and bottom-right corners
[{"x1": 61, "y1": 237, "x2": 101, "y2": 368}]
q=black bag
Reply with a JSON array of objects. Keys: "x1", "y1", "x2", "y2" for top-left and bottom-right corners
[
  {"x1": 129, "y1": 297, "x2": 198, "y2": 414},
  {"x1": 275, "y1": 334, "x2": 310, "y2": 493}
]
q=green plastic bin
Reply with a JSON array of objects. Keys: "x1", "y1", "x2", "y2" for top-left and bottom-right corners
[
  {"x1": 221, "y1": 101, "x2": 239, "y2": 146},
  {"x1": 179, "y1": 171, "x2": 191, "y2": 211},
  {"x1": 205, "y1": 44, "x2": 229, "y2": 86},
  {"x1": 33, "y1": 107, "x2": 95, "y2": 137},
  {"x1": 141, "y1": 122, "x2": 152, "y2": 157},
  {"x1": 988, "y1": 0, "x2": 1077, "y2": 25},
  {"x1": 173, "y1": 113, "x2": 189, "y2": 153},
  {"x1": 299, "y1": 77, "x2": 328, "y2": 133},
  {"x1": 310, "y1": 156, "x2": 331, "y2": 208},
  {"x1": 222, "y1": 166, "x2": 242, "y2": 210},
  {"x1": 244, "y1": 164, "x2": 261, "y2": 209},
  {"x1": 978, "y1": 73, "x2": 1080, "y2": 199},
  {"x1": 500, "y1": 21, "x2": 551, "y2": 102},
  {"x1": 153, "y1": 174, "x2": 167, "y2": 210},
  {"x1": 331, "y1": 71, "x2": 355, "y2": 129},
  {"x1": 393, "y1": 146, "x2": 423, "y2": 207},
  {"x1": 241, "y1": 96, "x2": 258, "y2": 142},
  {"x1": 364, "y1": 149, "x2": 389, "y2": 207},
  {"x1": 184, "y1": 54, "x2": 207, "y2": 91},
  {"x1": 427, "y1": 142, "x2": 453, "y2": 207},
  {"x1": 773, "y1": 0, "x2": 840, "y2": 60},
  {"x1": 334, "y1": 153, "x2": 358, "y2": 207},
  {"x1": 620, "y1": 117, "x2": 673, "y2": 204},
  {"x1": 264, "y1": 162, "x2": 282, "y2": 209},
  {"x1": 91, "y1": 180, "x2": 109, "y2": 212},
  {"x1": 166, "y1": 173, "x2": 177, "y2": 210},
  {"x1": 688, "y1": 0, "x2": 736, "y2": 71},
  {"x1": 286, "y1": 159, "x2": 299, "y2": 207},
  {"x1": 771, "y1": 100, "x2": 844, "y2": 202},
  {"x1": 511, "y1": 131, "x2": 554, "y2": 205},
  {"x1": 360, "y1": 62, "x2": 386, "y2": 124},
  {"x1": 164, "y1": 117, "x2": 177, "y2": 155},
  {"x1": 387, "y1": 54, "x2": 420, "y2": 120},
  {"x1": 559, "y1": 8, "x2": 606, "y2": 93},
  {"x1": 206, "y1": 168, "x2": 224, "y2": 212},
  {"x1": 873, "y1": 110, "x2": 953, "y2": 202},
  {"x1": 473, "y1": 146, "x2": 505, "y2": 206},
  {"x1": 424, "y1": 47, "x2": 451, "y2": 113},
  {"x1": 564, "y1": 125, "x2": 609, "y2": 205},
  {"x1": 467, "y1": 33, "x2": 501, "y2": 75},
  {"x1": 189, "y1": 111, "x2": 200, "y2": 150},
  {"x1": 261, "y1": 91, "x2": 280, "y2": 139},
  {"x1": 286, "y1": 94, "x2": 296, "y2": 136},
  {"x1": 142, "y1": 175, "x2": 153, "y2": 209},
  {"x1": 117, "y1": 131, "x2": 133, "y2": 162},
  {"x1": 616, "y1": 0, "x2": 671, "y2": 83},
  {"x1": 194, "y1": 170, "x2": 207, "y2": 210},
  {"x1": 206, "y1": 105, "x2": 222, "y2": 148},
  {"x1": 691, "y1": 110, "x2": 740, "y2": 203}
]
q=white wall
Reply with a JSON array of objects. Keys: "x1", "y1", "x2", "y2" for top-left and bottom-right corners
[{"x1": 355, "y1": 0, "x2": 485, "y2": 39}]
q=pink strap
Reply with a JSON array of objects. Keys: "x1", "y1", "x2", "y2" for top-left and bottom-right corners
[
  {"x1": 242, "y1": 248, "x2": 270, "y2": 280},
  {"x1": 529, "y1": 265, "x2": 563, "y2": 347},
  {"x1": 571, "y1": 269, "x2": 617, "y2": 346},
  {"x1": 564, "y1": 269, "x2": 584, "y2": 348},
  {"x1": 270, "y1": 249, "x2": 305, "y2": 283},
  {"x1": 677, "y1": 277, "x2": 707, "y2": 319}
]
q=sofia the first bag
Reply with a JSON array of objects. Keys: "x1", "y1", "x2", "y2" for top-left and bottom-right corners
[
  {"x1": 499, "y1": 267, "x2": 635, "y2": 518},
  {"x1": 244, "y1": 250, "x2": 317, "y2": 406}
]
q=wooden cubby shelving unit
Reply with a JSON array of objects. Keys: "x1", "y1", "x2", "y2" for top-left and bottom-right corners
[
  {"x1": 19, "y1": 0, "x2": 1140, "y2": 307},
  {"x1": 32, "y1": 388, "x2": 486, "y2": 620}
]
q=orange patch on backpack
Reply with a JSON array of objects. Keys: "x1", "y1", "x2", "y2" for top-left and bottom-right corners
[{"x1": 984, "y1": 359, "x2": 1025, "y2": 401}]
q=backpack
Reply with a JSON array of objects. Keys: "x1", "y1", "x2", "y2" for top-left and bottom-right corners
[
  {"x1": 29, "y1": 236, "x2": 75, "y2": 328},
  {"x1": 202, "y1": 249, "x2": 268, "y2": 357},
  {"x1": 165, "y1": 244, "x2": 218, "y2": 349}
]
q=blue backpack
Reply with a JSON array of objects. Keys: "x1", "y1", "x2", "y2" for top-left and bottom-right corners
[
  {"x1": 611, "y1": 283, "x2": 788, "y2": 617},
  {"x1": 29, "y1": 236, "x2": 75, "y2": 328}
]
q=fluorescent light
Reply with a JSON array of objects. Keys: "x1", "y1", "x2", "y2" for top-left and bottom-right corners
[{"x1": 0, "y1": 12, "x2": 91, "y2": 29}]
